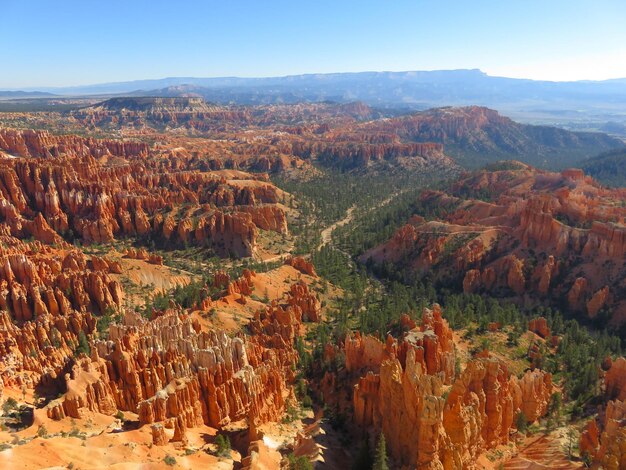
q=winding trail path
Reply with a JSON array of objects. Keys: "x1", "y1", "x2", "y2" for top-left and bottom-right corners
[
  {"x1": 318, "y1": 204, "x2": 357, "y2": 250},
  {"x1": 317, "y1": 190, "x2": 405, "y2": 251}
]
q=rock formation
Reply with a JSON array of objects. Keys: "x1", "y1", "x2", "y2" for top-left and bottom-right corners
[
  {"x1": 0, "y1": 135, "x2": 289, "y2": 256},
  {"x1": 340, "y1": 306, "x2": 554, "y2": 468},
  {"x1": 363, "y1": 163, "x2": 626, "y2": 324},
  {"x1": 581, "y1": 398, "x2": 626, "y2": 468},
  {"x1": 39, "y1": 263, "x2": 324, "y2": 439}
]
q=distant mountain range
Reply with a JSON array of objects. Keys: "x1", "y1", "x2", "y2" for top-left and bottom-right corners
[
  {"x1": 10, "y1": 69, "x2": 626, "y2": 100},
  {"x1": 0, "y1": 90, "x2": 56, "y2": 99},
  {"x1": 4, "y1": 69, "x2": 626, "y2": 134}
]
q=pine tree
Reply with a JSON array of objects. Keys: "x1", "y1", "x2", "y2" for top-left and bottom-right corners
[
  {"x1": 373, "y1": 432, "x2": 389, "y2": 470},
  {"x1": 76, "y1": 331, "x2": 90, "y2": 357},
  {"x1": 515, "y1": 411, "x2": 528, "y2": 434}
]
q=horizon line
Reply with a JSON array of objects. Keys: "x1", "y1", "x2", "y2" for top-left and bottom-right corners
[{"x1": 3, "y1": 68, "x2": 626, "y2": 92}]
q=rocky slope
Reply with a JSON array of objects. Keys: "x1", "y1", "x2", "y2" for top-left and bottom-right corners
[
  {"x1": 7, "y1": 102, "x2": 618, "y2": 175},
  {"x1": 0, "y1": 238, "x2": 122, "y2": 391},
  {"x1": 363, "y1": 162, "x2": 626, "y2": 325},
  {"x1": 0, "y1": 258, "x2": 324, "y2": 468},
  {"x1": 72, "y1": 97, "x2": 250, "y2": 132},
  {"x1": 68, "y1": 99, "x2": 457, "y2": 173},
  {"x1": 337, "y1": 106, "x2": 623, "y2": 168}
]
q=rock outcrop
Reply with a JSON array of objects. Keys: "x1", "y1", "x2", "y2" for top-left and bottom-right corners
[
  {"x1": 352, "y1": 351, "x2": 552, "y2": 468},
  {"x1": 580, "y1": 398, "x2": 626, "y2": 469},
  {"x1": 343, "y1": 305, "x2": 553, "y2": 468},
  {"x1": 580, "y1": 357, "x2": 626, "y2": 468},
  {"x1": 363, "y1": 164, "x2": 626, "y2": 324},
  {"x1": 0, "y1": 232, "x2": 120, "y2": 389},
  {"x1": 0, "y1": 133, "x2": 289, "y2": 257},
  {"x1": 41, "y1": 266, "x2": 322, "y2": 436},
  {"x1": 528, "y1": 317, "x2": 550, "y2": 339}
]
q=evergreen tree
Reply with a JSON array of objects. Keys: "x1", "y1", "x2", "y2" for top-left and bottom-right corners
[
  {"x1": 76, "y1": 331, "x2": 90, "y2": 356},
  {"x1": 515, "y1": 411, "x2": 528, "y2": 434},
  {"x1": 373, "y1": 432, "x2": 389, "y2": 470}
]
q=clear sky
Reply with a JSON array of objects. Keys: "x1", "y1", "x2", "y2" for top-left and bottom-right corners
[{"x1": 2, "y1": 0, "x2": 626, "y2": 88}]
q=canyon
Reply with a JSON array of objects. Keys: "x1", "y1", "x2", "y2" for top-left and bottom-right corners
[
  {"x1": 2, "y1": 98, "x2": 621, "y2": 176},
  {"x1": 0, "y1": 99, "x2": 623, "y2": 469}
]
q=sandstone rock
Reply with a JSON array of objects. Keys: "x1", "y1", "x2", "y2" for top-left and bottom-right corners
[
  {"x1": 606, "y1": 357, "x2": 626, "y2": 401},
  {"x1": 511, "y1": 369, "x2": 552, "y2": 422},
  {"x1": 287, "y1": 281, "x2": 321, "y2": 322},
  {"x1": 345, "y1": 306, "x2": 553, "y2": 468},
  {"x1": 285, "y1": 257, "x2": 317, "y2": 277},
  {"x1": 580, "y1": 399, "x2": 626, "y2": 469},
  {"x1": 0, "y1": 143, "x2": 290, "y2": 258},
  {"x1": 151, "y1": 423, "x2": 167, "y2": 446},
  {"x1": 528, "y1": 317, "x2": 550, "y2": 339},
  {"x1": 587, "y1": 286, "x2": 609, "y2": 318}
]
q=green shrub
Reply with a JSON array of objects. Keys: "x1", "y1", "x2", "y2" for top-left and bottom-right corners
[
  {"x1": 2, "y1": 397, "x2": 18, "y2": 414},
  {"x1": 515, "y1": 412, "x2": 528, "y2": 434},
  {"x1": 287, "y1": 453, "x2": 313, "y2": 470},
  {"x1": 75, "y1": 331, "x2": 90, "y2": 356},
  {"x1": 37, "y1": 425, "x2": 48, "y2": 438},
  {"x1": 215, "y1": 434, "x2": 231, "y2": 458}
]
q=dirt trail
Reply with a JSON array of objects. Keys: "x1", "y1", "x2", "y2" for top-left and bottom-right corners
[
  {"x1": 502, "y1": 433, "x2": 582, "y2": 469},
  {"x1": 318, "y1": 204, "x2": 357, "y2": 250},
  {"x1": 317, "y1": 191, "x2": 405, "y2": 252}
]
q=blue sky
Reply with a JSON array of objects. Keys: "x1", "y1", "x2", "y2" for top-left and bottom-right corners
[{"x1": 2, "y1": 0, "x2": 626, "y2": 87}]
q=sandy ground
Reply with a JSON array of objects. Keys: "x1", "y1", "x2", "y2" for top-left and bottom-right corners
[
  {"x1": 110, "y1": 256, "x2": 192, "y2": 311},
  {"x1": 0, "y1": 407, "x2": 235, "y2": 469}
]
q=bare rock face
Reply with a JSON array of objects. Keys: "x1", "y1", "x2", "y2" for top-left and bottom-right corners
[
  {"x1": 580, "y1": 357, "x2": 626, "y2": 467},
  {"x1": 46, "y1": 352, "x2": 117, "y2": 420},
  {"x1": 0, "y1": 233, "x2": 120, "y2": 390},
  {"x1": 171, "y1": 415, "x2": 189, "y2": 446},
  {"x1": 587, "y1": 286, "x2": 610, "y2": 318},
  {"x1": 345, "y1": 333, "x2": 388, "y2": 373},
  {"x1": 528, "y1": 317, "x2": 551, "y2": 339},
  {"x1": 346, "y1": 305, "x2": 455, "y2": 384},
  {"x1": 137, "y1": 377, "x2": 205, "y2": 429},
  {"x1": 285, "y1": 257, "x2": 317, "y2": 277},
  {"x1": 41, "y1": 306, "x2": 299, "y2": 436},
  {"x1": 0, "y1": 128, "x2": 149, "y2": 160},
  {"x1": 353, "y1": 351, "x2": 553, "y2": 468},
  {"x1": 442, "y1": 357, "x2": 516, "y2": 466},
  {"x1": 511, "y1": 369, "x2": 553, "y2": 423},
  {"x1": 605, "y1": 357, "x2": 626, "y2": 402},
  {"x1": 287, "y1": 281, "x2": 321, "y2": 322},
  {"x1": 39, "y1": 268, "x2": 322, "y2": 436},
  {"x1": 151, "y1": 423, "x2": 167, "y2": 446},
  {"x1": 228, "y1": 269, "x2": 255, "y2": 296},
  {"x1": 362, "y1": 165, "x2": 626, "y2": 325}
]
